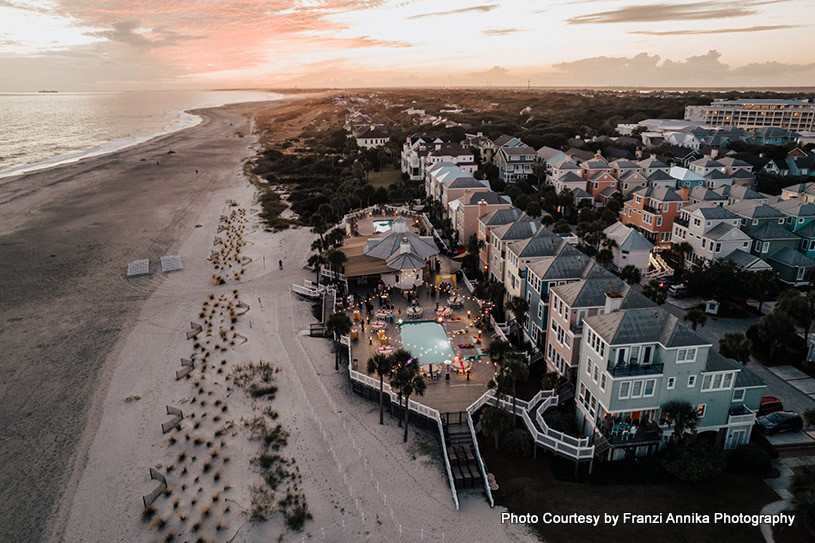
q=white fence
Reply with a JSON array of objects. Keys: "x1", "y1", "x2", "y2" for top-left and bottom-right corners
[
  {"x1": 460, "y1": 273, "x2": 476, "y2": 294},
  {"x1": 465, "y1": 394, "x2": 495, "y2": 507},
  {"x1": 467, "y1": 389, "x2": 595, "y2": 462},
  {"x1": 347, "y1": 362, "x2": 460, "y2": 510},
  {"x1": 490, "y1": 315, "x2": 509, "y2": 342}
]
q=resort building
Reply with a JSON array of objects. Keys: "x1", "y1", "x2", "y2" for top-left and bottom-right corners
[
  {"x1": 522, "y1": 244, "x2": 596, "y2": 352},
  {"x1": 671, "y1": 204, "x2": 752, "y2": 265},
  {"x1": 495, "y1": 144, "x2": 537, "y2": 183},
  {"x1": 341, "y1": 217, "x2": 440, "y2": 290},
  {"x1": 684, "y1": 99, "x2": 815, "y2": 131},
  {"x1": 546, "y1": 270, "x2": 654, "y2": 382},
  {"x1": 448, "y1": 192, "x2": 511, "y2": 247},
  {"x1": 602, "y1": 222, "x2": 654, "y2": 275},
  {"x1": 620, "y1": 186, "x2": 686, "y2": 245},
  {"x1": 425, "y1": 163, "x2": 476, "y2": 202},
  {"x1": 425, "y1": 143, "x2": 477, "y2": 177},
  {"x1": 354, "y1": 125, "x2": 389, "y2": 149},
  {"x1": 476, "y1": 207, "x2": 527, "y2": 272},
  {"x1": 576, "y1": 304, "x2": 766, "y2": 460},
  {"x1": 401, "y1": 133, "x2": 452, "y2": 181}
]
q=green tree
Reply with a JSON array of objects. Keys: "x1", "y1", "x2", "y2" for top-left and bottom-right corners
[
  {"x1": 660, "y1": 401, "x2": 699, "y2": 442},
  {"x1": 750, "y1": 269, "x2": 777, "y2": 313},
  {"x1": 749, "y1": 310, "x2": 797, "y2": 361},
  {"x1": 791, "y1": 464, "x2": 815, "y2": 536},
  {"x1": 499, "y1": 353, "x2": 530, "y2": 426},
  {"x1": 596, "y1": 248, "x2": 613, "y2": 268},
  {"x1": 486, "y1": 338, "x2": 512, "y2": 364},
  {"x1": 367, "y1": 353, "x2": 395, "y2": 425},
  {"x1": 718, "y1": 331, "x2": 752, "y2": 365},
  {"x1": 501, "y1": 428, "x2": 533, "y2": 458},
  {"x1": 390, "y1": 360, "x2": 426, "y2": 443},
  {"x1": 619, "y1": 264, "x2": 641, "y2": 285},
  {"x1": 671, "y1": 241, "x2": 693, "y2": 273},
  {"x1": 777, "y1": 289, "x2": 815, "y2": 346},
  {"x1": 660, "y1": 436, "x2": 724, "y2": 482},
  {"x1": 505, "y1": 296, "x2": 530, "y2": 345},
  {"x1": 479, "y1": 405, "x2": 513, "y2": 450},
  {"x1": 642, "y1": 279, "x2": 667, "y2": 305},
  {"x1": 683, "y1": 307, "x2": 708, "y2": 331},
  {"x1": 326, "y1": 312, "x2": 352, "y2": 371},
  {"x1": 324, "y1": 248, "x2": 347, "y2": 273}
]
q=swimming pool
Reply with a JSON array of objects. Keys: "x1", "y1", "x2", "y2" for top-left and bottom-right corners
[
  {"x1": 399, "y1": 321, "x2": 455, "y2": 365},
  {"x1": 372, "y1": 219, "x2": 393, "y2": 233}
]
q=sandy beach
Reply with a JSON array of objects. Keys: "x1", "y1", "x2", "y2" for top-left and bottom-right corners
[
  {"x1": 0, "y1": 95, "x2": 299, "y2": 542},
  {"x1": 1, "y1": 94, "x2": 536, "y2": 543}
]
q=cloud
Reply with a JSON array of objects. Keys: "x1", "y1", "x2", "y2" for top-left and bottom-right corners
[
  {"x1": 549, "y1": 50, "x2": 815, "y2": 86},
  {"x1": 567, "y1": 1, "x2": 790, "y2": 24},
  {"x1": 482, "y1": 28, "x2": 521, "y2": 36},
  {"x1": 407, "y1": 4, "x2": 498, "y2": 19},
  {"x1": 629, "y1": 24, "x2": 805, "y2": 35},
  {"x1": 84, "y1": 21, "x2": 200, "y2": 48}
]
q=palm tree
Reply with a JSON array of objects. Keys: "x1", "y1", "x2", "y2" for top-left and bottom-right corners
[
  {"x1": 324, "y1": 248, "x2": 347, "y2": 274},
  {"x1": 660, "y1": 401, "x2": 699, "y2": 442},
  {"x1": 750, "y1": 269, "x2": 777, "y2": 313},
  {"x1": 619, "y1": 264, "x2": 641, "y2": 285},
  {"x1": 683, "y1": 307, "x2": 708, "y2": 330},
  {"x1": 502, "y1": 428, "x2": 532, "y2": 458},
  {"x1": 596, "y1": 248, "x2": 613, "y2": 268},
  {"x1": 486, "y1": 338, "x2": 512, "y2": 364},
  {"x1": 479, "y1": 405, "x2": 513, "y2": 450},
  {"x1": 325, "y1": 227, "x2": 346, "y2": 248},
  {"x1": 390, "y1": 360, "x2": 426, "y2": 442},
  {"x1": 325, "y1": 312, "x2": 352, "y2": 371},
  {"x1": 367, "y1": 354, "x2": 395, "y2": 425},
  {"x1": 642, "y1": 279, "x2": 667, "y2": 305},
  {"x1": 718, "y1": 331, "x2": 751, "y2": 365},
  {"x1": 307, "y1": 252, "x2": 326, "y2": 281},
  {"x1": 500, "y1": 353, "x2": 529, "y2": 425},
  {"x1": 504, "y1": 296, "x2": 529, "y2": 344},
  {"x1": 778, "y1": 289, "x2": 815, "y2": 346}
]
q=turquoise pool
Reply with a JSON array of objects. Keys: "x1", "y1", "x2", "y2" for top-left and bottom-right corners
[
  {"x1": 372, "y1": 219, "x2": 393, "y2": 233},
  {"x1": 399, "y1": 321, "x2": 455, "y2": 365}
]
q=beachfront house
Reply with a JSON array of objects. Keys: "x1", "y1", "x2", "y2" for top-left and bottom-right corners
[{"x1": 576, "y1": 304, "x2": 765, "y2": 460}]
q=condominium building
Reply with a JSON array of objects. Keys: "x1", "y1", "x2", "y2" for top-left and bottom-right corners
[{"x1": 685, "y1": 99, "x2": 815, "y2": 131}]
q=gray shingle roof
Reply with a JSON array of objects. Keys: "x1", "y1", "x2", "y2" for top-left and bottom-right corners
[
  {"x1": 631, "y1": 185, "x2": 684, "y2": 202},
  {"x1": 735, "y1": 366, "x2": 766, "y2": 388},
  {"x1": 704, "y1": 350, "x2": 741, "y2": 372},
  {"x1": 386, "y1": 252, "x2": 426, "y2": 270},
  {"x1": 770, "y1": 198, "x2": 815, "y2": 218},
  {"x1": 492, "y1": 219, "x2": 541, "y2": 241},
  {"x1": 768, "y1": 247, "x2": 815, "y2": 268},
  {"x1": 364, "y1": 225, "x2": 439, "y2": 261},
  {"x1": 646, "y1": 169, "x2": 675, "y2": 182},
  {"x1": 480, "y1": 207, "x2": 524, "y2": 226},
  {"x1": 705, "y1": 223, "x2": 741, "y2": 240},
  {"x1": 725, "y1": 249, "x2": 772, "y2": 270},
  {"x1": 583, "y1": 308, "x2": 708, "y2": 347},
  {"x1": 688, "y1": 204, "x2": 739, "y2": 220},
  {"x1": 727, "y1": 202, "x2": 786, "y2": 219},
  {"x1": 750, "y1": 222, "x2": 799, "y2": 241},
  {"x1": 467, "y1": 191, "x2": 503, "y2": 205}
]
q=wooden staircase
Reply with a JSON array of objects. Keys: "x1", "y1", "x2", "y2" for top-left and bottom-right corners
[{"x1": 442, "y1": 413, "x2": 483, "y2": 491}]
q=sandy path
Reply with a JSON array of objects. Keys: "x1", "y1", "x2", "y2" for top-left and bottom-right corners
[{"x1": 0, "y1": 96, "x2": 305, "y2": 542}]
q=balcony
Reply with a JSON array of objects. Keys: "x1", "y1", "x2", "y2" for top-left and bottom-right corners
[
  {"x1": 607, "y1": 361, "x2": 664, "y2": 377},
  {"x1": 642, "y1": 205, "x2": 660, "y2": 215},
  {"x1": 728, "y1": 405, "x2": 756, "y2": 426},
  {"x1": 569, "y1": 320, "x2": 584, "y2": 334},
  {"x1": 674, "y1": 217, "x2": 689, "y2": 227},
  {"x1": 599, "y1": 419, "x2": 663, "y2": 447}
]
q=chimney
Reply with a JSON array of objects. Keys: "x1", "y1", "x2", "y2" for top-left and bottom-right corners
[
  {"x1": 478, "y1": 199, "x2": 488, "y2": 217},
  {"x1": 604, "y1": 291, "x2": 623, "y2": 314},
  {"x1": 399, "y1": 237, "x2": 411, "y2": 255},
  {"x1": 595, "y1": 150, "x2": 602, "y2": 159},
  {"x1": 635, "y1": 149, "x2": 643, "y2": 159},
  {"x1": 710, "y1": 148, "x2": 719, "y2": 159}
]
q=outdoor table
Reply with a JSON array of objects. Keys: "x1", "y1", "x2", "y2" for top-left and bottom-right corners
[
  {"x1": 436, "y1": 307, "x2": 452, "y2": 318},
  {"x1": 451, "y1": 359, "x2": 472, "y2": 374},
  {"x1": 406, "y1": 306, "x2": 423, "y2": 319},
  {"x1": 370, "y1": 321, "x2": 386, "y2": 330},
  {"x1": 421, "y1": 364, "x2": 441, "y2": 379},
  {"x1": 377, "y1": 346, "x2": 394, "y2": 355},
  {"x1": 448, "y1": 295, "x2": 463, "y2": 308},
  {"x1": 375, "y1": 310, "x2": 393, "y2": 320}
]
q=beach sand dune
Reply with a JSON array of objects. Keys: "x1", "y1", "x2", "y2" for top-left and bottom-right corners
[{"x1": 0, "y1": 97, "x2": 302, "y2": 542}]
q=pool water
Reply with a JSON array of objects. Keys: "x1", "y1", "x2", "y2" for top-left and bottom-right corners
[
  {"x1": 372, "y1": 220, "x2": 393, "y2": 233},
  {"x1": 399, "y1": 321, "x2": 455, "y2": 365}
]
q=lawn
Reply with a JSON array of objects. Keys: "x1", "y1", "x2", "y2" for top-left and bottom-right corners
[
  {"x1": 479, "y1": 435, "x2": 780, "y2": 543},
  {"x1": 367, "y1": 165, "x2": 403, "y2": 189}
]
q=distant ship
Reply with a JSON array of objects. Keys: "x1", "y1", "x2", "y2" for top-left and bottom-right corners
[{"x1": 38, "y1": 90, "x2": 58, "y2": 93}]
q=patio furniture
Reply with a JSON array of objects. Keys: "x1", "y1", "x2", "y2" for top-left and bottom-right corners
[
  {"x1": 436, "y1": 307, "x2": 452, "y2": 318},
  {"x1": 448, "y1": 295, "x2": 463, "y2": 308},
  {"x1": 476, "y1": 347, "x2": 487, "y2": 357},
  {"x1": 370, "y1": 321, "x2": 386, "y2": 330},
  {"x1": 405, "y1": 306, "x2": 423, "y2": 319},
  {"x1": 353, "y1": 310, "x2": 361, "y2": 321},
  {"x1": 377, "y1": 346, "x2": 394, "y2": 355}
]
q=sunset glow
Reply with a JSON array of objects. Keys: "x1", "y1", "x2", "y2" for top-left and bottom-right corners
[{"x1": 1, "y1": 0, "x2": 814, "y2": 90}]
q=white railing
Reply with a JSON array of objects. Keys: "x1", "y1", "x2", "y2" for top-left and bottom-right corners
[
  {"x1": 347, "y1": 365, "x2": 460, "y2": 510},
  {"x1": 292, "y1": 284, "x2": 320, "y2": 298},
  {"x1": 728, "y1": 406, "x2": 756, "y2": 426},
  {"x1": 490, "y1": 315, "x2": 509, "y2": 342},
  {"x1": 465, "y1": 401, "x2": 494, "y2": 507},
  {"x1": 461, "y1": 273, "x2": 475, "y2": 294},
  {"x1": 468, "y1": 389, "x2": 595, "y2": 462}
]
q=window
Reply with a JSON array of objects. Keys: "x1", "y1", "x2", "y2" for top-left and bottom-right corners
[
  {"x1": 697, "y1": 404, "x2": 706, "y2": 418},
  {"x1": 688, "y1": 375, "x2": 697, "y2": 388},
  {"x1": 798, "y1": 267, "x2": 805, "y2": 281},
  {"x1": 586, "y1": 359, "x2": 592, "y2": 376},
  {"x1": 677, "y1": 348, "x2": 697, "y2": 363},
  {"x1": 715, "y1": 242, "x2": 721, "y2": 253},
  {"x1": 732, "y1": 389, "x2": 745, "y2": 402},
  {"x1": 537, "y1": 303, "x2": 543, "y2": 320},
  {"x1": 600, "y1": 372, "x2": 607, "y2": 392},
  {"x1": 667, "y1": 377, "x2": 676, "y2": 390},
  {"x1": 644, "y1": 379, "x2": 655, "y2": 397},
  {"x1": 593, "y1": 365, "x2": 599, "y2": 384},
  {"x1": 619, "y1": 381, "x2": 631, "y2": 399},
  {"x1": 763, "y1": 242, "x2": 769, "y2": 253},
  {"x1": 657, "y1": 217, "x2": 662, "y2": 227},
  {"x1": 631, "y1": 380, "x2": 643, "y2": 398}
]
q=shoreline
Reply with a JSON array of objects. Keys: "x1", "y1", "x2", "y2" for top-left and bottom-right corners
[
  {"x1": 0, "y1": 92, "x2": 287, "y2": 181},
  {"x1": 0, "y1": 94, "x2": 312, "y2": 542}
]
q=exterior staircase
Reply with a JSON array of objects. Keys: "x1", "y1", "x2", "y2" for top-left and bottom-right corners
[{"x1": 442, "y1": 413, "x2": 483, "y2": 491}]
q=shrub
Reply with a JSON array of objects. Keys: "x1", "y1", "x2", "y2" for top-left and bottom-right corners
[
  {"x1": 727, "y1": 443, "x2": 772, "y2": 476},
  {"x1": 141, "y1": 504, "x2": 157, "y2": 522},
  {"x1": 285, "y1": 502, "x2": 313, "y2": 530},
  {"x1": 750, "y1": 430, "x2": 779, "y2": 459},
  {"x1": 660, "y1": 437, "x2": 724, "y2": 482}
]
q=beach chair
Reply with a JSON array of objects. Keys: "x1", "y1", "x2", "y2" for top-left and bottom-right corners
[{"x1": 476, "y1": 347, "x2": 487, "y2": 357}]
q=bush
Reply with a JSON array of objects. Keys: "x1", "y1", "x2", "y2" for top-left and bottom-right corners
[
  {"x1": 750, "y1": 430, "x2": 779, "y2": 459},
  {"x1": 726, "y1": 443, "x2": 772, "y2": 476},
  {"x1": 660, "y1": 437, "x2": 724, "y2": 482}
]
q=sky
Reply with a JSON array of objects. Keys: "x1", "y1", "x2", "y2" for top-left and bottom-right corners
[{"x1": 0, "y1": 0, "x2": 813, "y2": 90}]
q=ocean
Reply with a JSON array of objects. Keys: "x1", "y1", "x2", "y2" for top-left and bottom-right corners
[{"x1": 0, "y1": 90, "x2": 284, "y2": 178}]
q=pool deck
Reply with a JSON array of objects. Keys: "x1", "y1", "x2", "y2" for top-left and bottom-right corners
[{"x1": 346, "y1": 283, "x2": 496, "y2": 414}]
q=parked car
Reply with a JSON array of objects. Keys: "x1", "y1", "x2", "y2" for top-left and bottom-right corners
[
  {"x1": 755, "y1": 411, "x2": 803, "y2": 435},
  {"x1": 758, "y1": 396, "x2": 784, "y2": 417},
  {"x1": 667, "y1": 284, "x2": 688, "y2": 298}
]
